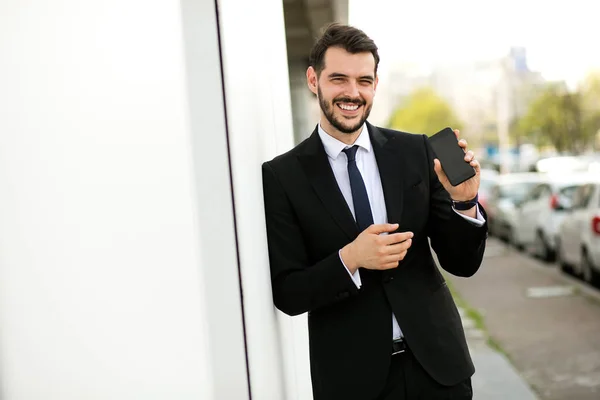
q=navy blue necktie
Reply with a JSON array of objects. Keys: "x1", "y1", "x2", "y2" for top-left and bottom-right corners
[{"x1": 343, "y1": 145, "x2": 374, "y2": 231}]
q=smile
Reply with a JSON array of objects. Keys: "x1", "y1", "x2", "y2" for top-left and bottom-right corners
[{"x1": 337, "y1": 103, "x2": 360, "y2": 111}]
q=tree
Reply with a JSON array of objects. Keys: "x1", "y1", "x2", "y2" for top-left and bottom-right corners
[
  {"x1": 516, "y1": 84, "x2": 588, "y2": 153},
  {"x1": 581, "y1": 71, "x2": 600, "y2": 150},
  {"x1": 387, "y1": 88, "x2": 463, "y2": 136}
]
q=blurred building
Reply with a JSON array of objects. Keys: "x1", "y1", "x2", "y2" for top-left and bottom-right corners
[
  {"x1": 283, "y1": 0, "x2": 349, "y2": 143},
  {"x1": 374, "y1": 47, "x2": 546, "y2": 150}
]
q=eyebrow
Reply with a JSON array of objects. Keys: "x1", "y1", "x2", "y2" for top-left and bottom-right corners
[{"x1": 328, "y1": 73, "x2": 375, "y2": 81}]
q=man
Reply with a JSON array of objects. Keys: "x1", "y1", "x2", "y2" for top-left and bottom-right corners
[{"x1": 262, "y1": 23, "x2": 487, "y2": 400}]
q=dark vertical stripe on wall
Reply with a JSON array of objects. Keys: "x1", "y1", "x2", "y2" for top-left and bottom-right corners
[{"x1": 213, "y1": 1, "x2": 253, "y2": 398}]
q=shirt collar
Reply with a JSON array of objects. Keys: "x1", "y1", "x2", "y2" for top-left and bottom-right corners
[{"x1": 317, "y1": 123, "x2": 371, "y2": 160}]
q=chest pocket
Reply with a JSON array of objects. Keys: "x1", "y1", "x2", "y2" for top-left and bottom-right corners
[{"x1": 405, "y1": 175, "x2": 428, "y2": 199}]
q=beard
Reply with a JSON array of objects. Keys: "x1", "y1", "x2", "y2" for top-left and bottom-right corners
[{"x1": 318, "y1": 87, "x2": 372, "y2": 134}]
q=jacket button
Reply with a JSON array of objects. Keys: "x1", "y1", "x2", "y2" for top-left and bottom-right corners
[{"x1": 383, "y1": 276, "x2": 394, "y2": 283}]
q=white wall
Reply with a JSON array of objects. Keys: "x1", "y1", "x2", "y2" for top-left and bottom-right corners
[
  {"x1": 218, "y1": 1, "x2": 313, "y2": 399},
  {"x1": 0, "y1": 0, "x2": 249, "y2": 399}
]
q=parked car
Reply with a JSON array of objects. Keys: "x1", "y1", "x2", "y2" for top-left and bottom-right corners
[
  {"x1": 478, "y1": 168, "x2": 499, "y2": 211},
  {"x1": 556, "y1": 178, "x2": 600, "y2": 285},
  {"x1": 486, "y1": 173, "x2": 544, "y2": 242},
  {"x1": 512, "y1": 174, "x2": 592, "y2": 261},
  {"x1": 533, "y1": 156, "x2": 590, "y2": 174}
]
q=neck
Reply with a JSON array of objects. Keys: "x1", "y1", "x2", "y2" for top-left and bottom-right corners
[{"x1": 320, "y1": 118, "x2": 363, "y2": 145}]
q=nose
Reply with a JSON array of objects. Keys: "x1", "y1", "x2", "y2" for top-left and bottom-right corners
[{"x1": 344, "y1": 81, "x2": 360, "y2": 98}]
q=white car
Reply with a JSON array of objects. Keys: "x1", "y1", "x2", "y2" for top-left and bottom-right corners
[
  {"x1": 556, "y1": 178, "x2": 600, "y2": 285},
  {"x1": 478, "y1": 168, "x2": 499, "y2": 212},
  {"x1": 534, "y1": 156, "x2": 590, "y2": 174},
  {"x1": 485, "y1": 173, "x2": 544, "y2": 242},
  {"x1": 512, "y1": 174, "x2": 593, "y2": 261}
]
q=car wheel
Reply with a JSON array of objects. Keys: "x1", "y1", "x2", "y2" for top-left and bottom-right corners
[
  {"x1": 556, "y1": 239, "x2": 570, "y2": 273},
  {"x1": 581, "y1": 249, "x2": 600, "y2": 286},
  {"x1": 534, "y1": 231, "x2": 552, "y2": 262},
  {"x1": 510, "y1": 228, "x2": 523, "y2": 251}
]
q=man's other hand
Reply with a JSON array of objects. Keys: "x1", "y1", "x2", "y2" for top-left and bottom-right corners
[{"x1": 340, "y1": 224, "x2": 413, "y2": 274}]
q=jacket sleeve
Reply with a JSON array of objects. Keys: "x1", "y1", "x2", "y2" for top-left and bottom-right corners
[
  {"x1": 422, "y1": 135, "x2": 488, "y2": 277},
  {"x1": 262, "y1": 162, "x2": 360, "y2": 316}
]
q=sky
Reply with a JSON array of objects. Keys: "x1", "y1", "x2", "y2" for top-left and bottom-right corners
[{"x1": 349, "y1": 0, "x2": 600, "y2": 88}]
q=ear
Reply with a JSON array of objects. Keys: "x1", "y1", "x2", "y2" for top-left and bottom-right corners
[
  {"x1": 306, "y1": 66, "x2": 318, "y2": 96},
  {"x1": 373, "y1": 75, "x2": 379, "y2": 94}
]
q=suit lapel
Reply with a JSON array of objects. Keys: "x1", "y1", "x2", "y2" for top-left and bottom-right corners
[
  {"x1": 298, "y1": 128, "x2": 359, "y2": 240},
  {"x1": 368, "y1": 123, "x2": 405, "y2": 227}
]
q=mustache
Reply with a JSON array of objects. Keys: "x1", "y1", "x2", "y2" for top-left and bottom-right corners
[{"x1": 333, "y1": 97, "x2": 365, "y2": 106}]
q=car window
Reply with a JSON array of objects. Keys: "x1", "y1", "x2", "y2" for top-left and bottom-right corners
[
  {"x1": 572, "y1": 184, "x2": 594, "y2": 209},
  {"x1": 571, "y1": 186, "x2": 584, "y2": 208},
  {"x1": 499, "y1": 182, "x2": 539, "y2": 202},
  {"x1": 557, "y1": 185, "x2": 580, "y2": 209},
  {"x1": 582, "y1": 185, "x2": 594, "y2": 208},
  {"x1": 559, "y1": 185, "x2": 579, "y2": 198},
  {"x1": 524, "y1": 185, "x2": 541, "y2": 201},
  {"x1": 529, "y1": 184, "x2": 550, "y2": 200}
]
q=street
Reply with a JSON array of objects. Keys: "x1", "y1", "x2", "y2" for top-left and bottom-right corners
[{"x1": 446, "y1": 238, "x2": 600, "y2": 400}]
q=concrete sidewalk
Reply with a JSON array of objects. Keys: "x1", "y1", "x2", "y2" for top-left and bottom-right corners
[
  {"x1": 447, "y1": 237, "x2": 600, "y2": 400},
  {"x1": 458, "y1": 305, "x2": 539, "y2": 400},
  {"x1": 434, "y1": 240, "x2": 539, "y2": 399}
]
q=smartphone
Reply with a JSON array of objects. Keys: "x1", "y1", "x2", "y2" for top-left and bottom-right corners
[{"x1": 428, "y1": 127, "x2": 475, "y2": 186}]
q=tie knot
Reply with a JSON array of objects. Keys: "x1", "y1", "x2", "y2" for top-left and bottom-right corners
[{"x1": 343, "y1": 145, "x2": 359, "y2": 162}]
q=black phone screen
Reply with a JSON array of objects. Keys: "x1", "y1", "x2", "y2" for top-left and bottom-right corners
[{"x1": 428, "y1": 127, "x2": 476, "y2": 186}]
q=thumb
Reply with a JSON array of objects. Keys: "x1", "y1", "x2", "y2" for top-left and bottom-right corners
[
  {"x1": 367, "y1": 223, "x2": 399, "y2": 234},
  {"x1": 433, "y1": 159, "x2": 448, "y2": 184}
]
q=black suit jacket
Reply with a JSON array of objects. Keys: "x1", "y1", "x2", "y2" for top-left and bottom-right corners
[{"x1": 262, "y1": 122, "x2": 487, "y2": 400}]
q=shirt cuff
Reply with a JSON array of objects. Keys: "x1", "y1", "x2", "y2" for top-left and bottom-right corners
[
  {"x1": 452, "y1": 204, "x2": 486, "y2": 227},
  {"x1": 339, "y1": 250, "x2": 362, "y2": 288}
]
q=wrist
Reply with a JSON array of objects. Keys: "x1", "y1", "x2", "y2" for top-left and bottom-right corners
[
  {"x1": 452, "y1": 193, "x2": 478, "y2": 210},
  {"x1": 340, "y1": 244, "x2": 358, "y2": 274}
]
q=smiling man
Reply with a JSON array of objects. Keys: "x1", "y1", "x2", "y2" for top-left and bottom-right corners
[{"x1": 262, "y1": 23, "x2": 488, "y2": 400}]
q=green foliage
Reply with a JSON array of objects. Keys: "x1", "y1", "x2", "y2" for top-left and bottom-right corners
[
  {"x1": 387, "y1": 88, "x2": 463, "y2": 136},
  {"x1": 581, "y1": 72, "x2": 600, "y2": 149},
  {"x1": 517, "y1": 72, "x2": 600, "y2": 153}
]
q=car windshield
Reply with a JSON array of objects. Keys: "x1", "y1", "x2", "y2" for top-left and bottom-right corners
[{"x1": 498, "y1": 182, "x2": 538, "y2": 202}]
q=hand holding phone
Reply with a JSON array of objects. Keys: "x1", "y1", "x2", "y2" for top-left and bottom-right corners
[{"x1": 428, "y1": 127, "x2": 476, "y2": 187}]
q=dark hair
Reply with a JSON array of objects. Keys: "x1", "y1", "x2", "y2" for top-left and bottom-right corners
[{"x1": 309, "y1": 23, "x2": 380, "y2": 76}]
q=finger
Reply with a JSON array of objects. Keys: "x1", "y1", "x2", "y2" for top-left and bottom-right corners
[
  {"x1": 382, "y1": 254, "x2": 401, "y2": 264},
  {"x1": 382, "y1": 232, "x2": 413, "y2": 245},
  {"x1": 381, "y1": 261, "x2": 400, "y2": 270},
  {"x1": 470, "y1": 159, "x2": 481, "y2": 174},
  {"x1": 367, "y1": 223, "x2": 399, "y2": 234},
  {"x1": 386, "y1": 239, "x2": 413, "y2": 254},
  {"x1": 382, "y1": 250, "x2": 408, "y2": 265},
  {"x1": 464, "y1": 150, "x2": 474, "y2": 162},
  {"x1": 388, "y1": 250, "x2": 409, "y2": 262},
  {"x1": 433, "y1": 159, "x2": 449, "y2": 184},
  {"x1": 453, "y1": 129, "x2": 460, "y2": 139},
  {"x1": 458, "y1": 139, "x2": 468, "y2": 149}
]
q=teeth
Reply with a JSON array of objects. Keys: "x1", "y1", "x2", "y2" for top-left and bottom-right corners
[{"x1": 338, "y1": 103, "x2": 359, "y2": 111}]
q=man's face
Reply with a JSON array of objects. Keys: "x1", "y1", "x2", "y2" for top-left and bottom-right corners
[{"x1": 307, "y1": 47, "x2": 378, "y2": 135}]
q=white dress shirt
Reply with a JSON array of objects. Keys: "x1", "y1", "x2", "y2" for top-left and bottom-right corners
[{"x1": 318, "y1": 124, "x2": 485, "y2": 339}]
